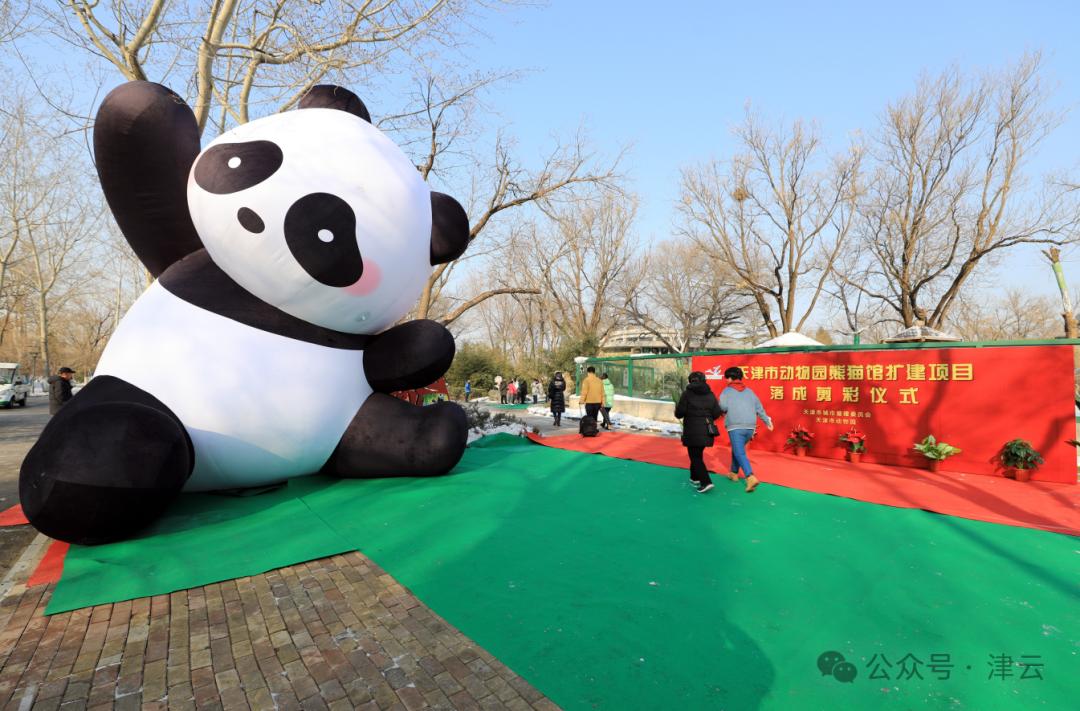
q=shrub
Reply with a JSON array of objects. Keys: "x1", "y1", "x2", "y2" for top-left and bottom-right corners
[
  {"x1": 1000, "y1": 439, "x2": 1043, "y2": 471},
  {"x1": 913, "y1": 435, "x2": 961, "y2": 460},
  {"x1": 446, "y1": 343, "x2": 514, "y2": 397}
]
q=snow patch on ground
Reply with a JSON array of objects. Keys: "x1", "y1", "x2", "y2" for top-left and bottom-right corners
[
  {"x1": 467, "y1": 423, "x2": 530, "y2": 444},
  {"x1": 612, "y1": 394, "x2": 675, "y2": 405},
  {"x1": 526, "y1": 405, "x2": 682, "y2": 436}
]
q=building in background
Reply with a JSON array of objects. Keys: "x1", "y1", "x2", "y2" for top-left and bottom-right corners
[{"x1": 598, "y1": 328, "x2": 742, "y2": 356}]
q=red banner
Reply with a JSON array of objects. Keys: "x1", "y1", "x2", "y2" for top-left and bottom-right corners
[
  {"x1": 694, "y1": 345, "x2": 1077, "y2": 483},
  {"x1": 392, "y1": 377, "x2": 450, "y2": 407}
]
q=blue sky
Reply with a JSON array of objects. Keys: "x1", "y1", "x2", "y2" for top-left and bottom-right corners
[
  {"x1": 10, "y1": 1, "x2": 1080, "y2": 304},
  {"x1": 460, "y1": 0, "x2": 1080, "y2": 295}
]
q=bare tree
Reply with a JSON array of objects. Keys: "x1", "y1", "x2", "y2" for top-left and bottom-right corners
[
  {"x1": 0, "y1": 0, "x2": 31, "y2": 44},
  {"x1": 0, "y1": 86, "x2": 106, "y2": 373},
  {"x1": 620, "y1": 239, "x2": 750, "y2": 352},
  {"x1": 0, "y1": 96, "x2": 32, "y2": 344},
  {"x1": 414, "y1": 127, "x2": 623, "y2": 322},
  {"x1": 947, "y1": 287, "x2": 1059, "y2": 341},
  {"x1": 16, "y1": 181, "x2": 102, "y2": 376},
  {"x1": 678, "y1": 113, "x2": 862, "y2": 338},
  {"x1": 46, "y1": 0, "x2": 498, "y2": 135},
  {"x1": 846, "y1": 54, "x2": 1080, "y2": 328},
  {"x1": 526, "y1": 193, "x2": 641, "y2": 344}
]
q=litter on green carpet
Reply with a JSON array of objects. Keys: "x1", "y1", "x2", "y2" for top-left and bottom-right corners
[{"x1": 50, "y1": 434, "x2": 1079, "y2": 710}]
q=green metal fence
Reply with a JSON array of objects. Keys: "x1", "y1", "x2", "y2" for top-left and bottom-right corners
[{"x1": 578, "y1": 355, "x2": 693, "y2": 401}]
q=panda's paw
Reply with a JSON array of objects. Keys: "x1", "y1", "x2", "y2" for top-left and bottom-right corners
[
  {"x1": 19, "y1": 401, "x2": 192, "y2": 545},
  {"x1": 412, "y1": 401, "x2": 469, "y2": 475},
  {"x1": 324, "y1": 394, "x2": 468, "y2": 478}
]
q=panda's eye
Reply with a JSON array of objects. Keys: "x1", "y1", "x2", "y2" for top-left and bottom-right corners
[
  {"x1": 284, "y1": 193, "x2": 363, "y2": 287},
  {"x1": 194, "y1": 141, "x2": 283, "y2": 194}
]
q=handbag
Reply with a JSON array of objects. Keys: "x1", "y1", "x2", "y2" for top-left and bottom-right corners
[{"x1": 705, "y1": 418, "x2": 720, "y2": 437}]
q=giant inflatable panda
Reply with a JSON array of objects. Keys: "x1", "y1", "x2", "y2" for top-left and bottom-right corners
[{"x1": 19, "y1": 82, "x2": 471, "y2": 545}]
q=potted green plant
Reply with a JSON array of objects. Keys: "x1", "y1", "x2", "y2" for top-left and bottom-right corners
[
  {"x1": 839, "y1": 427, "x2": 866, "y2": 463},
  {"x1": 913, "y1": 435, "x2": 962, "y2": 473},
  {"x1": 1000, "y1": 439, "x2": 1043, "y2": 482},
  {"x1": 786, "y1": 425, "x2": 814, "y2": 456}
]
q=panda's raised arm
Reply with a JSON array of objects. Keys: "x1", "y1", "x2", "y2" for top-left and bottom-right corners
[
  {"x1": 94, "y1": 82, "x2": 204, "y2": 278},
  {"x1": 363, "y1": 320, "x2": 456, "y2": 393}
]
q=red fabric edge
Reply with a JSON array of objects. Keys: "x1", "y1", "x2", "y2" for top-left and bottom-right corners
[
  {"x1": 0, "y1": 504, "x2": 28, "y2": 527},
  {"x1": 527, "y1": 432, "x2": 1080, "y2": 537},
  {"x1": 27, "y1": 541, "x2": 69, "y2": 587}
]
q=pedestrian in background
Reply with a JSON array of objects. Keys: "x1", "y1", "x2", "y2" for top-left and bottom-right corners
[
  {"x1": 48, "y1": 367, "x2": 75, "y2": 415},
  {"x1": 548, "y1": 372, "x2": 566, "y2": 426},
  {"x1": 464, "y1": 379, "x2": 472, "y2": 402},
  {"x1": 600, "y1": 373, "x2": 615, "y2": 429},
  {"x1": 718, "y1": 366, "x2": 773, "y2": 493},
  {"x1": 674, "y1": 371, "x2": 722, "y2": 492},
  {"x1": 580, "y1": 366, "x2": 604, "y2": 426}
]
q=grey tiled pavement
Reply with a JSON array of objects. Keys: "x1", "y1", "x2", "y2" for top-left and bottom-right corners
[{"x1": 0, "y1": 550, "x2": 560, "y2": 710}]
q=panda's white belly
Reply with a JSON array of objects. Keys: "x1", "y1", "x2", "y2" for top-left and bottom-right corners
[{"x1": 95, "y1": 282, "x2": 372, "y2": 491}]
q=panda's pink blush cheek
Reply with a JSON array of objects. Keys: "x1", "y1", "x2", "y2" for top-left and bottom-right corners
[{"x1": 342, "y1": 260, "x2": 381, "y2": 296}]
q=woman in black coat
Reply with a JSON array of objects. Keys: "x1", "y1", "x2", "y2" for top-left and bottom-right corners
[
  {"x1": 674, "y1": 371, "x2": 723, "y2": 493},
  {"x1": 547, "y1": 372, "x2": 566, "y2": 426}
]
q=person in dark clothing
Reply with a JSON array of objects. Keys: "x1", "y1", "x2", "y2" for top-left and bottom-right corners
[
  {"x1": 674, "y1": 370, "x2": 723, "y2": 493},
  {"x1": 547, "y1": 372, "x2": 566, "y2": 426},
  {"x1": 517, "y1": 377, "x2": 527, "y2": 404},
  {"x1": 48, "y1": 367, "x2": 75, "y2": 415}
]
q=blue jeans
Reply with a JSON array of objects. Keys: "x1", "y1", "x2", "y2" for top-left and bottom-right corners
[{"x1": 728, "y1": 428, "x2": 754, "y2": 477}]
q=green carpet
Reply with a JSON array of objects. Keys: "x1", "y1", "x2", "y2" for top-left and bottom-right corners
[
  {"x1": 47, "y1": 477, "x2": 353, "y2": 614},
  {"x1": 50, "y1": 435, "x2": 1078, "y2": 710},
  {"x1": 487, "y1": 403, "x2": 531, "y2": 410}
]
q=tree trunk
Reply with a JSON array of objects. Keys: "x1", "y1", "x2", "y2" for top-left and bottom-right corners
[
  {"x1": 37, "y1": 291, "x2": 49, "y2": 377},
  {"x1": 1045, "y1": 248, "x2": 1078, "y2": 338}
]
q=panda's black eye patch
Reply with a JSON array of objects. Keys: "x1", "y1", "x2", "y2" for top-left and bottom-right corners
[
  {"x1": 194, "y1": 141, "x2": 283, "y2": 195},
  {"x1": 284, "y1": 193, "x2": 363, "y2": 287}
]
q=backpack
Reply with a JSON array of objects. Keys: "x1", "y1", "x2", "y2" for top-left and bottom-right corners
[{"x1": 579, "y1": 416, "x2": 599, "y2": 437}]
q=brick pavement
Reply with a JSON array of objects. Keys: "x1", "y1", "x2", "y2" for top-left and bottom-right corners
[{"x1": 0, "y1": 551, "x2": 560, "y2": 710}]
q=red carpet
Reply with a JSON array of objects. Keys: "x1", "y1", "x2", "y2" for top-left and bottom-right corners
[
  {"x1": 529, "y1": 432, "x2": 1080, "y2": 537},
  {"x1": 27, "y1": 541, "x2": 68, "y2": 587},
  {"x1": 0, "y1": 504, "x2": 28, "y2": 527},
  {"x1": 0, "y1": 503, "x2": 67, "y2": 586}
]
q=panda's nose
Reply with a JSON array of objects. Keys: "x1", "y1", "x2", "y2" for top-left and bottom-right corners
[
  {"x1": 237, "y1": 207, "x2": 264, "y2": 233},
  {"x1": 283, "y1": 193, "x2": 363, "y2": 287}
]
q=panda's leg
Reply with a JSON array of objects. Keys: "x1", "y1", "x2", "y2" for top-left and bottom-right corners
[
  {"x1": 20, "y1": 375, "x2": 193, "y2": 545},
  {"x1": 322, "y1": 393, "x2": 468, "y2": 478}
]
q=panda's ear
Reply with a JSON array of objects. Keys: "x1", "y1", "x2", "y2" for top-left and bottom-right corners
[
  {"x1": 430, "y1": 192, "x2": 470, "y2": 265},
  {"x1": 299, "y1": 85, "x2": 371, "y2": 123}
]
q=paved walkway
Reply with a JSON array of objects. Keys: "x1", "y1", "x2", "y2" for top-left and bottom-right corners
[{"x1": 0, "y1": 550, "x2": 558, "y2": 711}]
